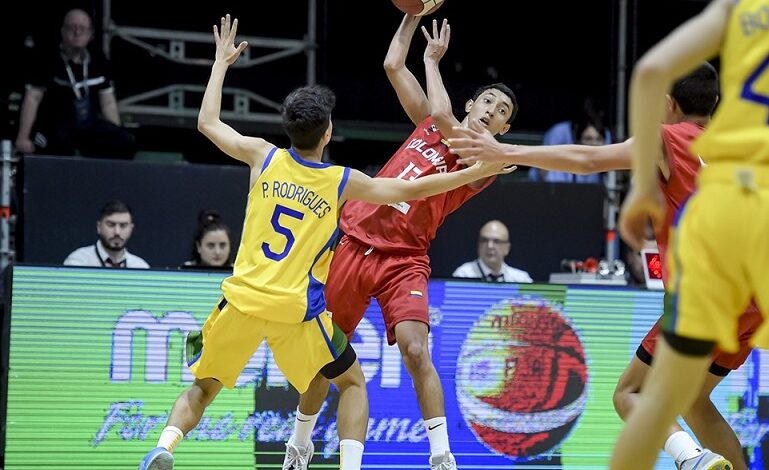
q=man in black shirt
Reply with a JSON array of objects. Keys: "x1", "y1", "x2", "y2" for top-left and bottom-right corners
[{"x1": 14, "y1": 8, "x2": 135, "y2": 159}]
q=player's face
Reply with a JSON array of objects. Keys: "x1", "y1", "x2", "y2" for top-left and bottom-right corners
[
  {"x1": 97, "y1": 212, "x2": 134, "y2": 252},
  {"x1": 465, "y1": 89, "x2": 513, "y2": 135},
  {"x1": 197, "y1": 229, "x2": 231, "y2": 267}
]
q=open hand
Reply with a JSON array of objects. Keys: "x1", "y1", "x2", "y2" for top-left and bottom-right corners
[
  {"x1": 448, "y1": 126, "x2": 509, "y2": 165},
  {"x1": 421, "y1": 19, "x2": 450, "y2": 63},
  {"x1": 214, "y1": 14, "x2": 248, "y2": 65},
  {"x1": 618, "y1": 187, "x2": 665, "y2": 251}
]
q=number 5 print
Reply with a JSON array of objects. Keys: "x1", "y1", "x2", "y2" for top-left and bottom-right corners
[{"x1": 262, "y1": 204, "x2": 305, "y2": 261}]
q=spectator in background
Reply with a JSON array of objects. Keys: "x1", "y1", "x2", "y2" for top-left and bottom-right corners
[
  {"x1": 181, "y1": 210, "x2": 232, "y2": 269},
  {"x1": 14, "y1": 8, "x2": 135, "y2": 159},
  {"x1": 453, "y1": 219, "x2": 532, "y2": 283},
  {"x1": 63, "y1": 200, "x2": 149, "y2": 268},
  {"x1": 528, "y1": 96, "x2": 612, "y2": 183}
]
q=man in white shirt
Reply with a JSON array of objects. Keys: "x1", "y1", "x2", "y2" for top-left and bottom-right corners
[
  {"x1": 63, "y1": 200, "x2": 150, "y2": 268},
  {"x1": 453, "y1": 219, "x2": 532, "y2": 283}
]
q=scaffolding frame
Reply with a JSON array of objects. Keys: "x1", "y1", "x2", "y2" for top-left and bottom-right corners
[{"x1": 102, "y1": 0, "x2": 317, "y2": 132}]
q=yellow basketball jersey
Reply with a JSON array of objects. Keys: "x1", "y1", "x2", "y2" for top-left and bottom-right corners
[
  {"x1": 221, "y1": 148, "x2": 350, "y2": 323},
  {"x1": 691, "y1": 0, "x2": 769, "y2": 164}
]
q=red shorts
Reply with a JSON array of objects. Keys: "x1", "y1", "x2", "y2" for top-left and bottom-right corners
[
  {"x1": 637, "y1": 302, "x2": 764, "y2": 375},
  {"x1": 325, "y1": 235, "x2": 430, "y2": 345}
]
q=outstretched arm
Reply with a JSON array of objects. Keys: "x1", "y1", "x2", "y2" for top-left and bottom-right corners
[
  {"x1": 198, "y1": 14, "x2": 273, "y2": 169},
  {"x1": 342, "y1": 159, "x2": 515, "y2": 205},
  {"x1": 384, "y1": 14, "x2": 430, "y2": 125},
  {"x1": 619, "y1": 0, "x2": 731, "y2": 252},
  {"x1": 449, "y1": 127, "x2": 633, "y2": 173}
]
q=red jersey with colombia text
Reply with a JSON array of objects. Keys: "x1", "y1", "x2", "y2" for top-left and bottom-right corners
[{"x1": 341, "y1": 116, "x2": 494, "y2": 255}]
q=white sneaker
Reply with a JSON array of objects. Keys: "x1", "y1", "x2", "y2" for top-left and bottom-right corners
[
  {"x1": 282, "y1": 439, "x2": 314, "y2": 470},
  {"x1": 429, "y1": 451, "x2": 457, "y2": 470},
  {"x1": 678, "y1": 449, "x2": 732, "y2": 470}
]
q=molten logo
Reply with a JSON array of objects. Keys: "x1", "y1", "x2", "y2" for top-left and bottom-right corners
[{"x1": 455, "y1": 298, "x2": 588, "y2": 461}]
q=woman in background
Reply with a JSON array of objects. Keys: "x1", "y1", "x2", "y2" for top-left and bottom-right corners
[{"x1": 182, "y1": 209, "x2": 232, "y2": 269}]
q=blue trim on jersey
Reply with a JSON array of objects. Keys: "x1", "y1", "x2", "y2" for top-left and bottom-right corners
[
  {"x1": 303, "y1": 227, "x2": 340, "y2": 321},
  {"x1": 338, "y1": 166, "x2": 350, "y2": 199},
  {"x1": 187, "y1": 348, "x2": 203, "y2": 367},
  {"x1": 261, "y1": 146, "x2": 278, "y2": 173},
  {"x1": 288, "y1": 148, "x2": 332, "y2": 168},
  {"x1": 672, "y1": 193, "x2": 693, "y2": 227},
  {"x1": 668, "y1": 192, "x2": 695, "y2": 331},
  {"x1": 315, "y1": 316, "x2": 339, "y2": 359}
]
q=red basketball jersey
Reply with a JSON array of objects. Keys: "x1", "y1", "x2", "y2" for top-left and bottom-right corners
[
  {"x1": 341, "y1": 116, "x2": 494, "y2": 255},
  {"x1": 656, "y1": 121, "x2": 705, "y2": 284}
]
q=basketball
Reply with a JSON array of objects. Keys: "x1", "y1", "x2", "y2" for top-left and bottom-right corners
[
  {"x1": 455, "y1": 298, "x2": 588, "y2": 461},
  {"x1": 391, "y1": 0, "x2": 445, "y2": 16}
]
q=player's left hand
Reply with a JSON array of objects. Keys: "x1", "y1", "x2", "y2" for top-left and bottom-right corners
[
  {"x1": 470, "y1": 159, "x2": 517, "y2": 178},
  {"x1": 214, "y1": 14, "x2": 248, "y2": 65},
  {"x1": 619, "y1": 186, "x2": 665, "y2": 251}
]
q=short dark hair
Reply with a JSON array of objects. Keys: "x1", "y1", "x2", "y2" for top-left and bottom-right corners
[
  {"x1": 671, "y1": 62, "x2": 719, "y2": 116},
  {"x1": 472, "y1": 83, "x2": 519, "y2": 124},
  {"x1": 281, "y1": 85, "x2": 336, "y2": 150},
  {"x1": 190, "y1": 209, "x2": 231, "y2": 265},
  {"x1": 98, "y1": 200, "x2": 132, "y2": 221}
]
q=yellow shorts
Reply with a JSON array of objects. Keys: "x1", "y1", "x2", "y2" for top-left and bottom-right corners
[
  {"x1": 664, "y1": 163, "x2": 769, "y2": 352},
  {"x1": 187, "y1": 298, "x2": 346, "y2": 393}
]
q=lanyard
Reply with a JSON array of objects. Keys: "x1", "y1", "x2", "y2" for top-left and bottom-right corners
[
  {"x1": 62, "y1": 50, "x2": 90, "y2": 100},
  {"x1": 94, "y1": 243, "x2": 125, "y2": 267},
  {"x1": 477, "y1": 260, "x2": 504, "y2": 282}
]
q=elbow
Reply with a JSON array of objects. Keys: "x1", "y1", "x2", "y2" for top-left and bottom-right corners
[
  {"x1": 633, "y1": 57, "x2": 669, "y2": 87},
  {"x1": 197, "y1": 112, "x2": 214, "y2": 134},
  {"x1": 574, "y1": 157, "x2": 597, "y2": 175},
  {"x1": 383, "y1": 60, "x2": 401, "y2": 77}
]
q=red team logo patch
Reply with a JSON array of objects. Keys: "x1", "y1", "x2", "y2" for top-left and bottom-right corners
[{"x1": 456, "y1": 298, "x2": 588, "y2": 461}]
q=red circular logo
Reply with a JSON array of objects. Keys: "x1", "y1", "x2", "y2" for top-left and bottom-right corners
[{"x1": 456, "y1": 298, "x2": 588, "y2": 461}]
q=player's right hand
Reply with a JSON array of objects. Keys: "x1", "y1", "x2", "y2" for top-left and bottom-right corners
[{"x1": 213, "y1": 14, "x2": 248, "y2": 65}]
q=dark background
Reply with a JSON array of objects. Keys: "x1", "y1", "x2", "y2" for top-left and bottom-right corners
[
  {"x1": 0, "y1": 0, "x2": 711, "y2": 277},
  {"x1": 1, "y1": 0, "x2": 710, "y2": 169},
  {"x1": 21, "y1": 156, "x2": 605, "y2": 281}
]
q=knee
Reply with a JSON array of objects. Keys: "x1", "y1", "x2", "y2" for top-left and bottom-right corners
[
  {"x1": 400, "y1": 339, "x2": 429, "y2": 368},
  {"x1": 611, "y1": 387, "x2": 625, "y2": 416},
  {"x1": 612, "y1": 381, "x2": 637, "y2": 418},
  {"x1": 331, "y1": 361, "x2": 366, "y2": 391},
  {"x1": 191, "y1": 379, "x2": 221, "y2": 405}
]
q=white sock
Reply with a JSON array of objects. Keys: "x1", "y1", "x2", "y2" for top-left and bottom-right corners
[
  {"x1": 156, "y1": 425, "x2": 184, "y2": 453},
  {"x1": 339, "y1": 439, "x2": 364, "y2": 470},
  {"x1": 424, "y1": 416, "x2": 450, "y2": 459},
  {"x1": 664, "y1": 431, "x2": 702, "y2": 463},
  {"x1": 292, "y1": 408, "x2": 319, "y2": 449}
]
